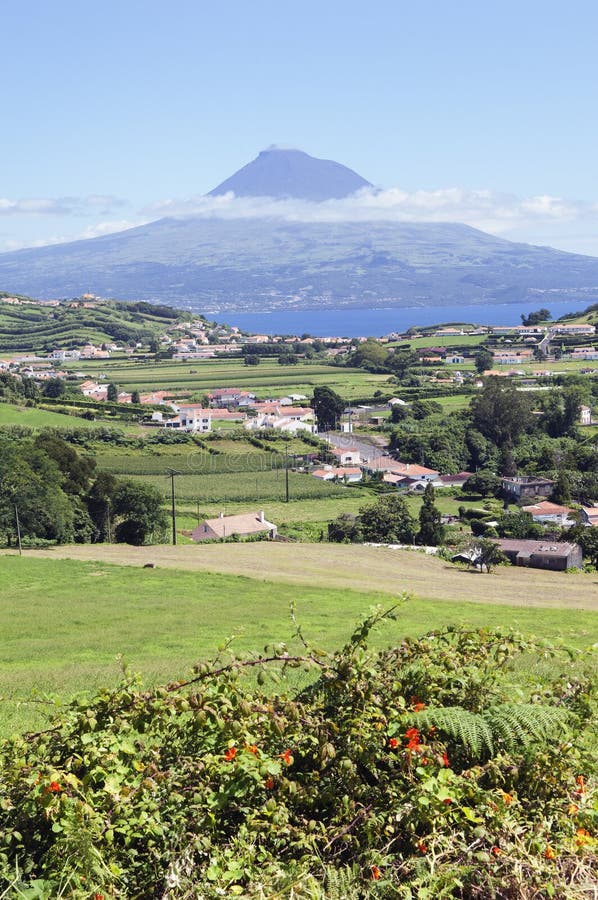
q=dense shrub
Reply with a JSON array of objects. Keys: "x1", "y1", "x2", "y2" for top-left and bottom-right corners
[{"x1": 0, "y1": 610, "x2": 595, "y2": 898}]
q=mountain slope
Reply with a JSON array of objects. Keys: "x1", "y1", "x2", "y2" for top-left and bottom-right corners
[
  {"x1": 2, "y1": 148, "x2": 598, "y2": 312},
  {"x1": 1, "y1": 216, "x2": 598, "y2": 312},
  {"x1": 208, "y1": 147, "x2": 372, "y2": 200}
]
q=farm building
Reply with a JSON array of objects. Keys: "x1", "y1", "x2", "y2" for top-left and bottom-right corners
[
  {"x1": 501, "y1": 476, "x2": 555, "y2": 500},
  {"x1": 496, "y1": 539, "x2": 582, "y2": 571},
  {"x1": 191, "y1": 511, "x2": 277, "y2": 542}
]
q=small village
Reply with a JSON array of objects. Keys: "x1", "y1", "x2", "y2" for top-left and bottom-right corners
[{"x1": 1, "y1": 295, "x2": 597, "y2": 576}]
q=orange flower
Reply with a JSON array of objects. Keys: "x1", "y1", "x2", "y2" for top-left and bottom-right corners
[
  {"x1": 95, "y1": 895, "x2": 104, "y2": 900},
  {"x1": 370, "y1": 865, "x2": 381, "y2": 881},
  {"x1": 575, "y1": 775, "x2": 586, "y2": 794},
  {"x1": 544, "y1": 845, "x2": 556, "y2": 860},
  {"x1": 500, "y1": 790, "x2": 513, "y2": 806},
  {"x1": 413, "y1": 701, "x2": 426, "y2": 712},
  {"x1": 48, "y1": 781, "x2": 62, "y2": 793},
  {"x1": 575, "y1": 828, "x2": 591, "y2": 847},
  {"x1": 442, "y1": 752, "x2": 449, "y2": 767},
  {"x1": 388, "y1": 737, "x2": 399, "y2": 749},
  {"x1": 417, "y1": 840, "x2": 428, "y2": 854},
  {"x1": 491, "y1": 846, "x2": 501, "y2": 857},
  {"x1": 264, "y1": 776, "x2": 275, "y2": 790},
  {"x1": 223, "y1": 746, "x2": 237, "y2": 761},
  {"x1": 404, "y1": 727, "x2": 421, "y2": 753},
  {"x1": 280, "y1": 748, "x2": 293, "y2": 766},
  {"x1": 442, "y1": 797, "x2": 452, "y2": 805},
  {"x1": 245, "y1": 744, "x2": 258, "y2": 755}
]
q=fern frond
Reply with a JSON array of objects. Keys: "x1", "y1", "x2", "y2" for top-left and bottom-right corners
[
  {"x1": 482, "y1": 703, "x2": 569, "y2": 752},
  {"x1": 415, "y1": 703, "x2": 570, "y2": 758},
  {"x1": 416, "y1": 707, "x2": 495, "y2": 756}
]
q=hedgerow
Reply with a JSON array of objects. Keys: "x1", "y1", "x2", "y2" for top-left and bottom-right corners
[{"x1": 0, "y1": 606, "x2": 595, "y2": 898}]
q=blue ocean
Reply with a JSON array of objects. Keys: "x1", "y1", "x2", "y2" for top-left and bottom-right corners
[{"x1": 210, "y1": 299, "x2": 593, "y2": 338}]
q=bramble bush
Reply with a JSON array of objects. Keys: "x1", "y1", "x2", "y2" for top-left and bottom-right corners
[{"x1": 0, "y1": 605, "x2": 596, "y2": 898}]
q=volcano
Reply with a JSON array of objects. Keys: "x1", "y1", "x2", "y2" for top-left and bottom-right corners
[
  {"x1": 1, "y1": 149, "x2": 598, "y2": 312},
  {"x1": 208, "y1": 147, "x2": 372, "y2": 201}
]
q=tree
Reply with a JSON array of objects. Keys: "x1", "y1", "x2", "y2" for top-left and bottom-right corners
[
  {"x1": 113, "y1": 481, "x2": 168, "y2": 545},
  {"x1": 565, "y1": 525, "x2": 598, "y2": 568},
  {"x1": 244, "y1": 355, "x2": 260, "y2": 366},
  {"x1": 327, "y1": 513, "x2": 363, "y2": 543},
  {"x1": 131, "y1": 389, "x2": 141, "y2": 404},
  {"x1": 417, "y1": 482, "x2": 445, "y2": 546},
  {"x1": 463, "y1": 471, "x2": 501, "y2": 498},
  {"x1": 550, "y1": 470, "x2": 571, "y2": 505},
  {"x1": 473, "y1": 348, "x2": 493, "y2": 375},
  {"x1": 471, "y1": 537, "x2": 507, "y2": 573},
  {"x1": 471, "y1": 377, "x2": 533, "y2": 448},
  {"x1": 410, "y1": 400, "x2": 443, "y2": 419},
  {"x1": 521, "y1": 308, "x2": 551, "y2": 326},
  {"x1": 311, "y1": 386, "x2": 345, "y2": 432},
  {"x1": 86, "y1": 471, "x2": 119, "y2": 542},
  {"x1": 43, "y1": 377, "x2": 66, "y2": 398},
  {"x1": 359, "y1": 494, "x2": 416, "y2": 544},
  {"x1": 107, "y1": 382, "x2": 119, "y2": 402},
  {"x1": 390, "y1": 404, "x2": 409, "y2": 423}
]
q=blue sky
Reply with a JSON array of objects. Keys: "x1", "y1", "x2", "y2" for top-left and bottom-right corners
[{"x1": 2, "y1": 0, "x2": 598, "y2": 254}]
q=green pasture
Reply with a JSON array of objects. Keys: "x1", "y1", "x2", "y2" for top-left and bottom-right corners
[
  {"x1": 124, "y1": 469, "x2": 350, "y2": 503},
  {"x1": 0, "y1": 402, "x2": 135, "y2": 432},
  {"x1": 1, "y1": 554, "x2": 596, "y2": 736},
  {"x1": 388, "y1": 334, "x2": 487, "y2": 350},
  {"x1": 63, "y1": 357, "x2": 392, "y2": 398}
]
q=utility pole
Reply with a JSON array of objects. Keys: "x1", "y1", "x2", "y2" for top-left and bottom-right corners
[
  {"x1": 285, "y1": 444, "x2": 290, "y2": 503},
  {"x1": 14, "y1": 504, "x2": 22, "y2": 556},
  {"x1": 166, "y1": 468, "x2": 180, "y2": 545}
]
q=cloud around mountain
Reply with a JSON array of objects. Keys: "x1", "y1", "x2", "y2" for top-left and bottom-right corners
[{"x1": 138, "y1": 186, "x2": 598, "y2": 254}]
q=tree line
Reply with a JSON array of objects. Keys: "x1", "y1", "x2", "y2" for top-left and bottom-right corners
[{"x1": 0, "y1": 432, "x2": 167, "y2": 547}]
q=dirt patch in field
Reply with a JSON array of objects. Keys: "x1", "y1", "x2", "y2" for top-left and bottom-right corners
[{"x1": 8, "y1": 544, "x2": 598, "y2": 612}]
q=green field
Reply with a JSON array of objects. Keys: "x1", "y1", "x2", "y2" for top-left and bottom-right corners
[
  {"x1": 389, "y1": 334, "x2": 487, "y2": 350},
  {"x1": 0, "y1": 401, "x2": 151, "y2": 435},
  {"x1": 0, "y1": 299, "x2": 186, "y2": 353},
  {"x1": 63, "y1": 356, "x2": 392, "y2": 398},
  {"x1": 1, "y1": 553, "x2": 596, "y2": 735}
]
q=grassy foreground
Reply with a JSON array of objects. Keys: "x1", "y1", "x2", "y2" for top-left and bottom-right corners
[{"x1": 1, "y1": 552, "x2": 597, "y2": 735}]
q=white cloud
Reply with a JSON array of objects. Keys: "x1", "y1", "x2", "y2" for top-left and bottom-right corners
[
  {"x1": 141, "y1": 185, "x2": 595, "y2": 241},
  {"x1": 1, "y1": 219, "x2": 145, "y2": 251},
  {"x1": 0, "y1": 195, "x2": 125, "y2": 216}
]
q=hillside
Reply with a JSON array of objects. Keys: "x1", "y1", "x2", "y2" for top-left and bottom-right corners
[
  {"x1": 2, "y1": 218, "x2": 598, "y2": 314},
  {"x1": 0, "y1": 298, "x2": 189, "y2": 353}
]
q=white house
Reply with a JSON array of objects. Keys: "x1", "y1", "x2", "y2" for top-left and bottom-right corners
[
  {"x1": 330, "y1": 447, "x2": 361, "y2": 465},
  {"x1": 312, "y1": 466, "x2": 362, "y2": 483},
  {"x1": 580, "y1": 405, "x2": 593, "y2": 425},
  {"x1": 164, "y1": 405, "x2": 212, "y2": 432},
  {"x1": 521, "y1": 501, "x2": 576, "y2": 527}
]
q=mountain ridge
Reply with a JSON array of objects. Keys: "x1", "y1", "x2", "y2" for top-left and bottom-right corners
[
  {"x1": 1, "y1": 149, "x2": 598, "y2": 312},
  {"x1": 208, "y1": 147, "x2": 372, "y2": 200}
]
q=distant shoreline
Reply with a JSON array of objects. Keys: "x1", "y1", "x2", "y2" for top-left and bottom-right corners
[{"x1": 210, "y1": 298, "x2": 592, "y2": 338}]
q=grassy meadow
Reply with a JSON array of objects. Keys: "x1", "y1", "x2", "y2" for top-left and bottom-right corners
[
  {"x1": 1, "y1": 552, "x2": 596, "y2": 737},
  {"x1": 0, "y1": 402, "x2": 150, "y2": 434},
  {"x1": 63, "y1": 356, "x2": 392, "y2": 398}
]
